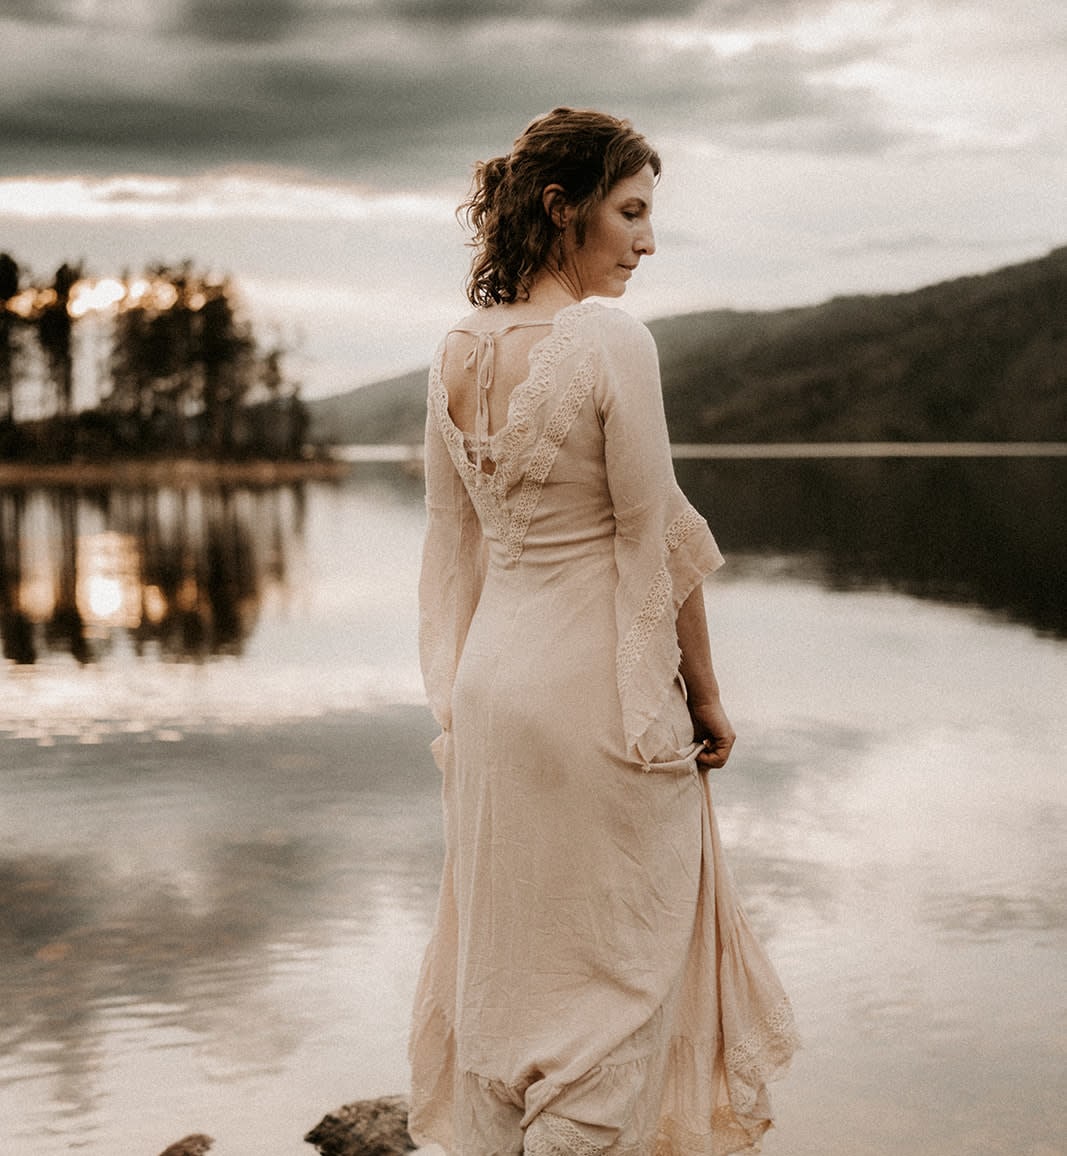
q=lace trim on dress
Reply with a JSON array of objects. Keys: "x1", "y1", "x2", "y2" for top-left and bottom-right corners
[
  {"x1": 655, "y1": 1108, "x2": 768, "y2": 1156},
  {"x1": 653, "y1": 1001, "x2": 798, "y2": 1156},
  {"x1": 525, "y1": 1112, "x2": 648, "y2": 1156},
  {"x1": 665, "y1": 506, "x2": 708, "y2": 552},
  {"x1": 527, "y1": 1113, "x2": 605, "y2": 1156},
  {"x1": 492, "y1": 302, "x2": 598, "y2": 464},
  {"x1": 616, "y1": 506, "x2": 708, "y2": 690},
  {"x1": 504, "y1": 352, "x2": 596, "y2": 559},
  {"x1": 723, "y1": 996, "x2": 800, "y2": 1117}
]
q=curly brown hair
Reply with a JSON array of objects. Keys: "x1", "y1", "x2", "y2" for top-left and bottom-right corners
[{"x1": 461, "y1": 108, "x2": 662, "y2": 307}]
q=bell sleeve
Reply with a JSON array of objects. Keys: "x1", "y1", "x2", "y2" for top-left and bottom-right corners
[
  {"x1": 418, "y1": 374, "x2": 488, "y2": 762},
  {"x1": 594, "y1": 309, "x2": 724, "y2": 765}
]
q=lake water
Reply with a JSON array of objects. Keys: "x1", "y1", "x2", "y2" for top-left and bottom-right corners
[{"x1": 1, "y1": 455, "x2": 1065, "y2": 1156}]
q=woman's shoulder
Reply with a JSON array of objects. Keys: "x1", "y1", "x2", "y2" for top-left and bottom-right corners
[
  {"x1": 442, "y1": 300, "x2": 565, "y2": 335},
  {"x1": 437, "y1": 300, "x2": 654, "y2": 353},
  {"x1": 442, "y1": 307, "x2": 485, "y2": 336},
  {"x1": 573, "y1": 302, "x2": 657, "y2": 356}
]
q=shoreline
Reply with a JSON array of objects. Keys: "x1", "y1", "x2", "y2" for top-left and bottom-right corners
[
  {"x1": 326, "y1": 440, "x2": 1067, "y2": 463},
  {"x1": 2, "y1": 440, "x2": 1064, "y2": 489},
  {"x1": 0, "y1": 456, "x2": 352, "y2": 487}
]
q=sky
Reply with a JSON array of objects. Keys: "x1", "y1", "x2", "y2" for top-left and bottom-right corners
[{"x1": 1, "y1": 0, "x2": 1064, "y2": 398}]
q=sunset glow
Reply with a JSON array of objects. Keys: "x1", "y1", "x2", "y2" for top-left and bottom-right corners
[
  {"x1": 5, "y1": 274, "x2": 202, "y2": 319},
  {"x1": 0, "y1": 173, "x2": 454, "y2": 224},
  {"x1": 67, "y1": 277, "x2": 126, "y2": 318}
]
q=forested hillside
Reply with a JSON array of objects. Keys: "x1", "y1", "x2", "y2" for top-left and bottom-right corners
[{"x1": 307, "y1": 246, "x2": 1067, "y2": 446}]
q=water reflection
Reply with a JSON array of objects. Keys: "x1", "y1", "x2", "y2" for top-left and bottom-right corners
[
  {"x1": 1, "y1": 836, "x2": 320, "y2": 1097},
  {"x1": 2, "y1": 458, "x2": 1065, "y2": 677},
  {"x1": 0, "y1": 709, "x2": 443, "y2": 1139},
  {"x1": 922, "y1": 888, "x2": 1067, "y2": 938},
  {"x1": 676, "y1": 456, "x2": 1067, "y2": 637},
  {"x1": 1, "y1": 459, "x2": 1064, "y2": 1156},
  {"x1": 0, "y1": 484, "x2": 305, "y2": 665}
]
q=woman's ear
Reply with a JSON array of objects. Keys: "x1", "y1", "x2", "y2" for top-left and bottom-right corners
[{"x1": 542, "y1": 184, "x2": 571, "y2": 228}]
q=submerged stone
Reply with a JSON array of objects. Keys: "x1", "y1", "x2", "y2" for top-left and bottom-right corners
[
  {"x1": 157, "y1": 1137, "x2": 213, "y2": 1156},
  {"x1": 304, "y1": 1095, "x2": 415, "y2": 1156}
]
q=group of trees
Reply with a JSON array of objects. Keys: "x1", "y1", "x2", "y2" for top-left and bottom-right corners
[{"x1": 0, "y1": 253, "x2": 308, "y2": 462}]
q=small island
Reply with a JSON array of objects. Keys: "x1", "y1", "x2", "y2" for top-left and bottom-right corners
[{"x1": 0, "y1": 253, "x2": 345, "y2": 485}]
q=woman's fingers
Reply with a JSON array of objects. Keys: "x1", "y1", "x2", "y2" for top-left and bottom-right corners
[{"x1": 697, "y1": 732, "x2": 734, "y2": 769}]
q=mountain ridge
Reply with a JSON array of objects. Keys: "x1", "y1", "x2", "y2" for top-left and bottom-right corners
[{"x1": 307, "y1": 245, "x2": 1067, "y2": 445}]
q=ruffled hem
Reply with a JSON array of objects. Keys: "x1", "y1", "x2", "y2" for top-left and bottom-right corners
[
  {"x1": 654, "y1": 1000, "x2": 799, "y2": 1156},
  {"x1": 408, "y1": 1001, "x2": 458, "y2": 1151},
  {"x1": 408, "y1": 788, "x2": 800, "y2": 1156},
  {"x1": 722, "y1": 993, "x2": 798, "y2": 1120},
  {"x1": 409, "y1": 1007, "x2": 797, "y2": 1156}
]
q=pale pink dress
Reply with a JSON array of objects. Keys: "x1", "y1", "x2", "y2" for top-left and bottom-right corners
[{"x1": 410, "y1": 302, "x2": 797, "y2": 1156}]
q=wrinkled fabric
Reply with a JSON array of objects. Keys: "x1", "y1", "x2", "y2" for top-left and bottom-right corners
[{"x1": 411, "y1": 302, "x2": 797, "y2": 1156}]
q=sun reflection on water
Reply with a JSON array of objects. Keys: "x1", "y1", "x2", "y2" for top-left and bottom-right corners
[{"x1": 76, "y1": 532, "x2": 141, "y2": 629}]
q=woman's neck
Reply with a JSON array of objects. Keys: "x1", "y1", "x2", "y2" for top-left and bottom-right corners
[{"x1": 522, "y1": 267, "x2": 585, "y2": 312}]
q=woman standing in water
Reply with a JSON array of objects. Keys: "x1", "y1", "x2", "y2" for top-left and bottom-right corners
[{"x1": 411, "y1": 107, "x2": 797, "y2": 1156}]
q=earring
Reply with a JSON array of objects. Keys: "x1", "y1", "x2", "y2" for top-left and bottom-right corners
[{"x1": 556, "y1": 225, "x2": 566, "y2": 271}]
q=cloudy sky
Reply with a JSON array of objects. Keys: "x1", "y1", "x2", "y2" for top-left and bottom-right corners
[{"x1": 1, "y1": 0, "x2": 1064, "y2": 396}]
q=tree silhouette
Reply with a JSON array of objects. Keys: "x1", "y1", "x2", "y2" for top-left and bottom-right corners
[
  {"x1": 0, "y1": 253, "x2": 19, "y2": 434},
  {"x1": 2, "y1": 255, "x2": 310, "y2": 463},
  {"x1": 197, "y1": 279, "x2": 255, "y2": 455},
  {"x1": 108, "y1": 264, "x2": 199, "y2": 452},
  {"x1": 37, "y1": 263, "x2": 80, "y2": 423}
]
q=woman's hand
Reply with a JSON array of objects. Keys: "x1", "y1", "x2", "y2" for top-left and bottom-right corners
[{"x1": 691, "y1": 698, "x2": 735, "y2": 770}]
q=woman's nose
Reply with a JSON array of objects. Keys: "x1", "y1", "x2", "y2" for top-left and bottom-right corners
[{"x1": 637, "y1": 223, "x2": 655, "y2": 256}]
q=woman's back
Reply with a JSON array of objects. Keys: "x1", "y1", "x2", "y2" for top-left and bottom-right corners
[{"x1": 440, "y1": 311, "x2": 557, "y2": 443}]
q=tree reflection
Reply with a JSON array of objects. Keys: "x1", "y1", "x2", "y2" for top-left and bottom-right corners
[
  {"x1": 0, "y1": 491, "x2": 35, "y2": 664},
  {"x1": 0, "y1": 484, "x2": 304, "y2": 664},
  {"x1": 3, "y1": 458, "x2": 1064, "y2": 672},
  {"x1": 676, "y1": 456, "x2": 1067, "y2": 638}
]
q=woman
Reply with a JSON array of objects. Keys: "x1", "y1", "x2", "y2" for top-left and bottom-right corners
[{"x1": 410, "y1": 108, "x2": 797, "y2": 1156}]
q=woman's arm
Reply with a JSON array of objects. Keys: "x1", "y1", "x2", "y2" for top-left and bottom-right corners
[
  {"x1": 595, "y1": 308, "x2": 726, "y2": 765},
  {"x1": 677, "y1": 583, "x2": 736, "y2": 770}
]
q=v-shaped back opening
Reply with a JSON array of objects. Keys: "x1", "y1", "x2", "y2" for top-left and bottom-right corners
[{"x1": 441, "y1": 318, "x2": 558, "y2": 473}]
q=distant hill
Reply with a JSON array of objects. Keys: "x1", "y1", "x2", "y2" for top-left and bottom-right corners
[
  {"x1": 307, "y1": 245, "x2": 1067, "y2": 445},
  {"x1": 307, "y1": 367, "x2": 428, "y2": 447}
]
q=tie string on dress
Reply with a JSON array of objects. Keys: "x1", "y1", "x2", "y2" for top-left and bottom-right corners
[
  {"x1": 463, "y1": 331, "x2": 497, "y2": 476},
  {"x1": 454, "y1": 320, "x2": 552, "y2": 478}
]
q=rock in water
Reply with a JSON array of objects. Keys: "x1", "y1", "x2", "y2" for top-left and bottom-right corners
[
  {"x1": 304, "y1": 1095, "x2": 415, "y2": 1156},
  {"x1": 158, "y1": 1137, "x2": 214, "y2": 1156}
]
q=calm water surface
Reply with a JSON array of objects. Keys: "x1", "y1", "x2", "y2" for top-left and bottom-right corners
[{"x1": 1, "y1": 457, "x2": 1065, "y2": 1156}]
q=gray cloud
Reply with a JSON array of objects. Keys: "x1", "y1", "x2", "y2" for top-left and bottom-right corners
[
  {"x1": 0, "y1": 0, "x2": 68, "y2": 22},
  {"x1": 689, "y1": 40, "x2": 905, "y2": 153},
  {"x1": 0, "y1": 34, "x2": 522, "y2": 177},
  {"x1": 376, "y1": 0, "x2": 706, "y2": 22},
  {"x1": 0, "y1": 3, "x2": 919, "y2": 177},
  {"x1": 708, "y1": 0, "x2": 832, "y2": 22},
  {"x1": 171, "y1": 0, "x2": 309, "y2": 43}
]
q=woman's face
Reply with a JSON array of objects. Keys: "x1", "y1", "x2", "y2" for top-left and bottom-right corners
[{"x1": 566, "y1": 164, "x2": 657, "y2": 299}]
